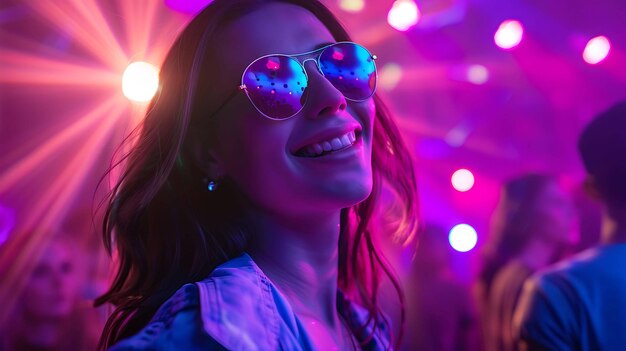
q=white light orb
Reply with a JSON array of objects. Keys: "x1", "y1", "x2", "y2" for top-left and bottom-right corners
[
  {"x1": 122, "y1": 61, "x2": 159, "y2": 103},
  {"x1": 387, "y1": 0, "x2": 420, "y2": 32},
  {"x1": 494, "y1": 20, "x2": 524, "y2": 50},
  {"x1": 449, "y1": 224, "x2": 478, "y2": 252},
  {"x1": 583, "y1": 36, "x2": 611, "y2": 65},
  {"x1": 451, "y1": 168, "x2": 475, "y2": 192}
]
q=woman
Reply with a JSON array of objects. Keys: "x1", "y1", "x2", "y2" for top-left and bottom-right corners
[
  {"x1": 96, "y1": 0, "x2": 418, "y2": 350},
  {"x1": 476, "y1": 174, "x2": 578, "y2": 351}
]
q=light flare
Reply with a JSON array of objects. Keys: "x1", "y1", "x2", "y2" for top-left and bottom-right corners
[
  {"x1": 494, "y1": 20, "x2": 524, "y2": 50},
  {"x1": 451, "y1": 168, "x2": 475, "y2": 192},
  {"x1": 26, "y1": 0, "x2": 129, "y2": 69},
  {"x1": 0, "y1": 0, "x2": 186, "y2": 326},
  {"x1": 0, "y1": 101, "x2": 127, "y2": 326},
  {"x1": 387, "y1": 0, "x2": 421, "y2": 32},
  {"x1": 583, "y1": 36, "x2": 611, "y2": 65},
  {"x1": 122, "y1": 62, "x2": 160, "y2": 103},
  {"x1": 449, "y1": 224, "x2": 478, "y2": 252}
]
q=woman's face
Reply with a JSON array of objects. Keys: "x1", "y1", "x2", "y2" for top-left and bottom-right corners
[
  {"x1": 203, "y1": 3, "x2": 376, "y2": 219},
  {"x1": 20, "y1": 240, "x2": 80, "y2": 321}
]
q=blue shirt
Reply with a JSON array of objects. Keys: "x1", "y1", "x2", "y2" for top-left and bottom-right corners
[
  {"x1": 110, "y1": 253, "x2": 391, "y2": 350},
  {"x1": 515, "y1": 243, "x2": 626, "y2": 351}
]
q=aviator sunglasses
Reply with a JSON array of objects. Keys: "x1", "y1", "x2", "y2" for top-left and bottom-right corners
[{"x1": 221, "y1": 41, "x2": 377, "y2": 120}]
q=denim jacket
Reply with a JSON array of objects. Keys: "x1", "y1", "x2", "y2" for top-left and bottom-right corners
[{"x1": 110, "y1": 253, "x2": 391, "y2": 350}]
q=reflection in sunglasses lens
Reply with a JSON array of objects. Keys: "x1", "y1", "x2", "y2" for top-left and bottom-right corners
[
  {"x1": 319, "y1": 43, "x2": 376, "y2": 101},
  {"x1": 243, "y1": 56, "x2": 307, "y2": 119}
]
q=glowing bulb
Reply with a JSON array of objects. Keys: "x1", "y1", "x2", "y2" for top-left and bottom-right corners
[
  {"x1": 449, "y1": 224, "x2": 478, "y2": 252},
  {"x1": 339, "y1": 0, "x2": 365, "y2": 13},
  {"x1": 387, "y1": 0, "x2": 420, "y2": 32},
  {"x1": 494, "y1": 20, "x2": 524, "y2": 49},
  {"x1": 379, "y1": 63, "x2": 403, "y2": 91},
  {"x1": 122, "y1": 62, "x2": 159, "y2": 103},
  {"x1": 583, "y1": 36, "x2": 611, "y2": 65},
  {"x1": 466, "y1": 65, "x2": 489, "y2": 85},
  {"x1": 451, "y1": 168, "x2": 475, "y2": 192}
]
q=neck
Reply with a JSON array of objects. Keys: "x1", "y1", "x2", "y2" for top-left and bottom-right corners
[
  {"x1": 247, "y1": 209, "x2": 342, "y2": 326},
  {"x1": 601, "y1": 208, "x2": 626, "y2": 244}
]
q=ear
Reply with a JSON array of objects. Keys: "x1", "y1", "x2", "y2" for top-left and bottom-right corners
[
  {"x1": 583, "y1": 175, "x2": 602, "y2": 201},
  {"x1": 190, "y1": 137, "x2": 225, "y2": 180}
]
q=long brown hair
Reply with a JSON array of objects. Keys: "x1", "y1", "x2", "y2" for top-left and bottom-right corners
[
  {"x1": 479, "y1": 173, "x2": 558, "y2": 294},
  {"x1": 96, "y1": 0, "x2": 418, "y2": 349}
]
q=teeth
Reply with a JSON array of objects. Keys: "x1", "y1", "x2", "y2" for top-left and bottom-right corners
[{"x1": 300, "y1": 130, "x2": 357, "y2": 157}]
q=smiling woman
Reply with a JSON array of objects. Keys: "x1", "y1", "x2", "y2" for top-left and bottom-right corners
[{"x1": 95, "y1": 0, "x2": 418, "y2": 350}]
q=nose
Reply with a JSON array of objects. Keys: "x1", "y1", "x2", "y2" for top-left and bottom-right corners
[{"x1": 301, "y1": 60, "x2": 347, "y2": 118}]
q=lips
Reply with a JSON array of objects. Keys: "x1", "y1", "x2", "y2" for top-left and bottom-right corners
[{"x1": 294, "y1": 128, "x2": 362, "y2": 158}]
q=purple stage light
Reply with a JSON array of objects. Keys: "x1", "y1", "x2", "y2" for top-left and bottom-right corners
[{"x1": 164, "y1": 0, "x2": 212, "y2": 15}]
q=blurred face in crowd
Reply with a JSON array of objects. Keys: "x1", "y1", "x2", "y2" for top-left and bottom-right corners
[{"x1": 20, "y1": 240, "x2": 81, "y2": 321}]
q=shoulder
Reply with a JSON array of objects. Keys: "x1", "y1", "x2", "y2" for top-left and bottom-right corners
[
  {"x1": 109, "y1": 284, "x2": 226, "y2": 351},
  {"x1": 514, "y1": 245, "x2": 626, "y2": 350},
  {"x1": 531, "y1": 244, "x2": 626, "y2": 291},
  {"x1": 110, "y1": 253, "x2": 274, "y2": 351},
  {"x1": 195, "y1": 253, "x2": 284, "y2": 351}
]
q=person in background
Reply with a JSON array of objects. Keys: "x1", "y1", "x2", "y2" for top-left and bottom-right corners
[
  {"x1": 402, "y1": 223, "x2": 480, "y2": 351},
  {"x1": 0, "y1": 231, "x2": 102, "y2": 351},
  {"x1": 514, "y1": 101, "x2": 626, "y2": 351},
  {"x1": 476, "y1": 173, "x2": 579, "y2": 351}
]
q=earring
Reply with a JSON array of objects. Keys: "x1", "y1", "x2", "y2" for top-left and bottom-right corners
[{"x1": 202, "y1": 177, "x2": 218, "y2": 192}]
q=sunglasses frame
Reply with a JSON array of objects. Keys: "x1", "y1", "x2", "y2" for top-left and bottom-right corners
[{"x1": 237, "y1": 41, "x2": 378, "y2": 121}]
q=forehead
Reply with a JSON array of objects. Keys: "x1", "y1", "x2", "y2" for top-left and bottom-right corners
[{"x1": 216, "y1": 3, "x2": 336, "y2": 68}]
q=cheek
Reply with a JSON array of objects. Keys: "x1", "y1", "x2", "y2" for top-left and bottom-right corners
[
  {"x1": 219, "y1": 119, "x2": 292, "y2": 192},
  {"x1": 351, "y1": 98, "x2": 376, "y2": 138}
]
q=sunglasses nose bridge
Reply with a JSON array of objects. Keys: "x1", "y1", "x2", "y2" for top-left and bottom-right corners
[{"x1": 300, "y1": 58, "x2": 322, "y2": 75}]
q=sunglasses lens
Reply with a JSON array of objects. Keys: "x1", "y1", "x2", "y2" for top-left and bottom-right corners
[
  {"x1": 319, "y1": 42, "x2": 376, "y2": 101},
  {"x1": 242, "y1": 55, "x2": 308, "y2": 119}
]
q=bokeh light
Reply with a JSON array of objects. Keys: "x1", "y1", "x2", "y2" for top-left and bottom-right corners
[
  {"x1": 494, "y1": 20, "x2": 524, "y2": 49},
  {"x1": 449, "y1": 224, "x2": 478, "y2": 252},
  {"x1": 387, "y1": 0, "x2": 421, "y2": 32},
  {"x1": 379, "y1": 63, "x2": 403, "y2": 91},
  {"x1": 339, "y1": 0, "x2": 365, "y2": 13},
  {"x1": 451, "y1": 168, "x2": 475, "y2": 192},
  {"x1": 583, "y1": 36, "x2": 611, "y2": 65},
  {"x1": 466, "y1": 64, "x2": 489, "y2": 84},
  {"x1": 122, "y1": 62, "x2": 159, "y2": 103}
]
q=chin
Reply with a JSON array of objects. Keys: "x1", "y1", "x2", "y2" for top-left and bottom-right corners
[{"x1": 329, "y1": 178, "x2": 373, "y2": 208}]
